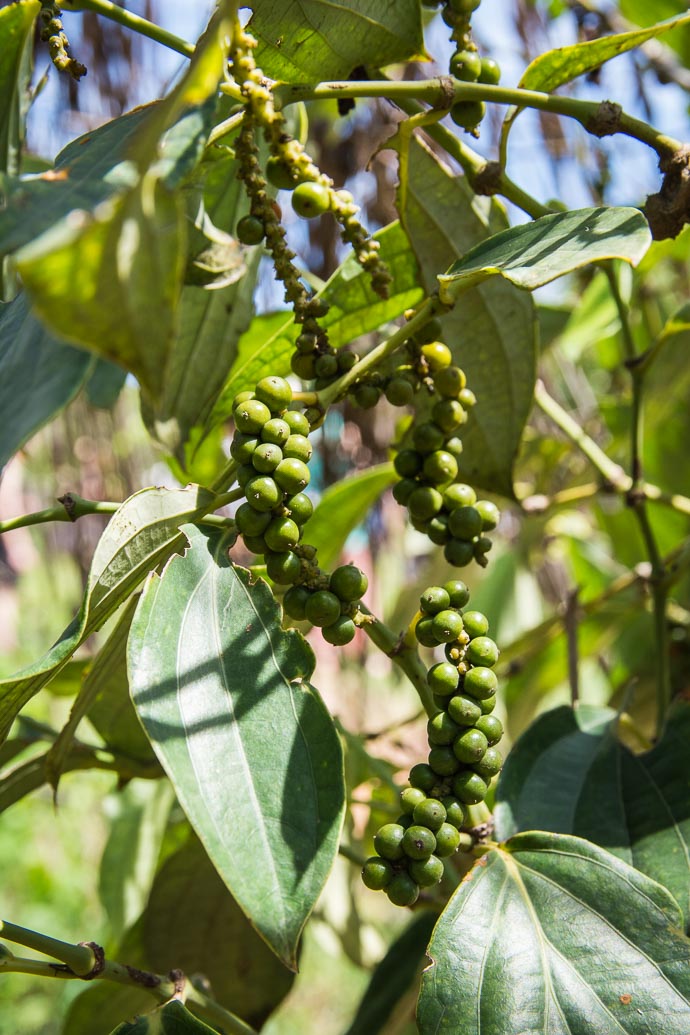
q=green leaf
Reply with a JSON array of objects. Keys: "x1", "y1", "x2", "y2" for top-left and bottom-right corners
[
  {"x1": 0, "y1": 292, "x2": 93, "y2": 469},
  {"x1": 399, "y1": 139, "x2": 537, "y2": 497},
  {"x1": 0, "y1": 1, "x2": 39, "y2": 177},
  {"x1": 0, "y1": 485, "x2": 215, "y2": 743},
  {"x1": 418, "y1": 833, "x2": 690, "y2": 1035},
  {"x1": 249, "y1": 0, "x2": 424, "y2": 81},
  {"x1": 345, "y1": 913, "x2": 436, "y2": 1035},
  {"x1": 85, "y1": 358, "x2": 128, "y2": 409},
  {"x1": 99, "y1": 781, "x2": 174, "y2": 945},
  {"x1": 305, "y1": 463, "x2": 396, "y2": 571},
  {"x1": 439, "y1": 207, "x2": 652, "y2": 302},
  {"x1": 128, "y1": 526, "x2": 346, "y2": 968},
  {"x1": 495, "y1": 701, "x2": 690, "y2": 929},
  {"x1": 520, "y1": 12, "x2": 690, "y2": 93},
  {"x1": 620, "y1": 0, "x2": 690, "y2": 64},
  {"x1": 141, "y1": 835, "x2": 295, "y2": 1025},
  {"x1": 207, "y1": 221, "x2": 423, "y2": 430},
  {"x1": 109, "y1": 1001, "x2": 219, "y2": 1035}
]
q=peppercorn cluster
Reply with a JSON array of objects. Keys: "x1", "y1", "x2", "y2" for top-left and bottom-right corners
[
  {"x1": 389, "y1": 332, "x2": 500, "y2": 568},
  {"x1": 362, "y1": 579, "x2": 503, "y2": 907},
  {"x1": 39, "y1": 2, "x2": 87, "y2": 80}
]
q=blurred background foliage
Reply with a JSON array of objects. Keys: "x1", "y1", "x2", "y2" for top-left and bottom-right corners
[{"x1": 0, "y1": 0, "x2": 689, "y2": 1032}]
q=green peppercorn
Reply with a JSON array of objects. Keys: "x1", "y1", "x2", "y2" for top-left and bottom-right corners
[
  {"x1": 420, "y1": 586, "x2": 451, "y2": 615},
  {"x1": 409, "y1": 763, "x2": 438, "y2": 792},
  {"x1": 409, "y1": 854, "x2": 444, "y2": 887},
  {"x1": 321, "y1": 616, "x2": 356, "y2": 645},
  {"x1": 443, "y1": 579, "x2": 470, "y2": 608},
  {"x1": 444, "y1": 539, "x2": 475, "y2": 567},
  {"x1": 415, "y1": 616, "x2": 440, "y2": 648},
  {"x1": 452, "y1": 727, "x2": 489, "y2": 764},
  {"x1": 386, "y1": 872, "x2": 419, "y2": 907},
  {"x1": 463, "y1": 666, "x2": 498, "y2": 700},
  {"x1": 283, "y1": 585, "x2": 311, "y2": 620},
  {"x1": 428, "y1": 745, "x2": 460, "y2": 776},
  {"x1": 235, "y1": 399, "x2": 272, "y2": 434},
  {"x1": 261, "y1": 418, "x2": 291, "y2": 447},
  {"x1": 412, "y1": 798, "x2": 447, "y2": 832},
  {"x1": 427, "y1": 711, "x2": 460, "y2": 746},
  {"x1": 330, "y1": 563, "x2": 368, "y2": 602},
  {"x1": 421, "y1": 342, "x2": 453, "y2": 371},
  {"x1": 292, "y1": 181, "x2": 331, "y2": 218},
  {"x1": 400, "y1": 787, "x2": 428, "y2": 814},
  {"x1": 452, "y1": 771, "x2": 489, "y2": 804},
  {"x1": 466, "y1": 636, "x2": 499, "y2": 667},
  {"x1": 447, "y1": 693, "x2": 482, "y2": 727},
  {"x1": 427, "y1": 660, "x2": 460, "y2": 696},
  {"x1": 255, "y1": 376, "x2": 292, "y2": 413},
  {"x1": 361, "y1": 856, "x2": 393, "y2": 890},
  {"x1": 283, "y1": 410, "x2": 311, "y2": 436},
  {"x1": 236, "y1": 215, "x2": 265, "y2": 245},
  {"x1": 252, "y1": 442, "x2": 283, "y2": 474},
  {"x1": 431, "y1": 609, "x2": 464, "y2": 643},
  {"x1": 374, "y1": 822, "x2": 406, "y2": 861},
  {"x1": 265, "y1": 550, "x2": 301, "y2": 584},
  {"x1": 305, "y1": 589, "x2": 341, "y2": 628},
  {"x1": 394, "y1": 449, "x2": 423, "y2": 478},
  {"x1": 245, "y1": 475, "x2": 282, "y2": 512},
  {"x1": 462, "y1": 610, "x2": 489, "y2": 638},
  {"x1": 475, "y1": 714, "x2": 503, "y2": 745},
  {"x1": 285, "y1": 492, "x2": 313, "y2": 525}
]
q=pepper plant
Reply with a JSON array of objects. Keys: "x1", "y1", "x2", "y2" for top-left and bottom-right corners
[{"x1": 1, "y1": 0, "x2": 690, "y2": 1032}]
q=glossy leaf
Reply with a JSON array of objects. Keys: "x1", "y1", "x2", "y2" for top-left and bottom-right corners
[
  {"x1": 207, "y1": 221, "x2": 422, "y2": 429},
  {"x1": 418, "y1": 833, "x2": 690, "y2": 1035},
  {"x1": 249, "y1": 0, "x2": 424, "y2": 81},
  {"x1": 142, "y1": 835, "x2": 294, "y2": 1025},
  {"x1": 0, "y1": 485, "x2": 215, "y2": 743},
  {"x1": 495, "y1": 701, "x2": 690, "y2": 928},
  {"x1": 439, "y1": 207, "x2": 651, "y2": 302},
  {"x1": 399, "y1": 139, "x2": 537, "y2": 496},
  {"x1": 519, "y1": 12, "x2": 690, "y2": 93},
  {"x1": 305, "y1": 463, "x2": 396, "y2": 571},
  {"x1": 345, "y1": 912, "x2": 436, "y2": 1035},
  {"x1": 0, "y1": 0, "x2": 39, "y2": 178},
  {"x1": 128, "y1": 526, "x2": 345, "y2": 968},
  {"x1": 109, "y1": 1001, "x2": 218, "y2": 1035},
  {"x1": 0, "y1": 292, "x2": 93, "y2": 469}
]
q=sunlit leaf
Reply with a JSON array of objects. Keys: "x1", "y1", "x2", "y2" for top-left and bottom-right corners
[
  {"x1": 418, "y1": 833, "x2": 690, "y2": 1034},
  {"x1": 128, "y1": 526, "x2": 345, "y2": 968}
]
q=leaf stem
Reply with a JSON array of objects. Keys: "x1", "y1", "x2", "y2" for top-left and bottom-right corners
[
  {"x1": 316, "y1": 297, "x2": 444, "y2": 410},
  {"x1": 0, "y1": 921, "x2": 257, "y2": 1035},
  {"x1": 61, "y1": 0, "x2": 195, "y2": 58},
  {"x1": 273, "y1": 78, "x2": 682, "y2": 159},
  {"x1": 356, "y1": 605, "x2": 437, "y2": 719}
]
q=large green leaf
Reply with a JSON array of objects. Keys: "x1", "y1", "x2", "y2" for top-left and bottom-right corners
[
  {"x1": 207, "y1": 220, "x2": 422, "y2": 430},
  {"x1": 0, "y1": 485, "x2": 215, "y2": 743},
  {"x1": 128, "y1": 526, "x2": 345, "y2": 968},
  {"x1": 249, "y1": 0, "x2": 424, "y2": 81},
  {"x1": 345, "y1": 912, "x2": 436, "y2": 1035},
  {"x1": 418, "y1": 833, "x2": 690, "y2": 1034},
  {"x1": 399, "y1": 139, "x2": 537, "y2": 497},
  {"x1": 495, "y1": 701, "x2": 690, "y2": 929},
  {"x1": 620, "y1": 0, "x2": 690, "y2": 64},
  {"x1": 0, "y1": 292, "x2": 94, "y2": 468},
  {"x1": 109, "y1": 1001, "x2": 218, "y2": 1035},
  {"x1": 439, "y1": 207, "x2": 651, "y2": 302},
  {"x1": 0, "y1": 0, "x2": 38, "y2": 173},
  {"x1": 142, "y1": 835, "x2": 295, "y2": 1025},
  {"x1": 305, "y1": 463, "x2": 396, "y2": 571}
]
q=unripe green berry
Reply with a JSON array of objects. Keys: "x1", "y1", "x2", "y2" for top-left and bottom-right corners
[
  {"x1": 427, "y1": 711, "x2": 460, "y2": 746},
  {"x1": 441, "y1": 796, "x2": 467, "y2": 829},
  {"x1": 352, "y1": 383, "x2": 381, "y2": 408},
  {"x1": 478, "y1": 57, "x2": 501, "y2": 84},
  {"x1": 420, "y1": 586, "x2": 451, "y2": 615},
  {"x1": 408, "y1": 486, "x2": 443, "y2": 521},
  {"x1": 255, "y1": 376, "x2": 292, "y2": 413},
  {"x1": 409, "y1": 854, "x2": 444, "y2": 887},
  {"x1": 463, "y1": 666, "x2": 498, "y2": 700},
  {"x1": 450, "y1": 100, "x2": 486, "y2": 130},
  {"x1": 476, "y1": 499, "x2": 500, "y2": 531},
  {"x1": 448, "y1": 505, "x2": 483, "y2": 541},
  {"x1": 265, "y1": 550, "x2": 301, "y2": 584},
  {"x1": 314, "y1": 353, "x2": 338, "y2": 379},
  {"x1": 400, "y1": 786, "x2": 428, "y2": 814},
  {"x1": 321, "y1": 616, "x2": 356, "y2": 645},
  {"x1": 235, "y1": 399, "x2": 272, "y2": 433},
  {"x1": 292, "y1": 181, "x2": 331, "y2": 218},
  {"x1": 235, "y1": 503, "x2": 271, "y2": 537},
  {"x1": 295, "y1": 332, "x2": 318, "y2": 354},
  {"x1": 242, "y1": 534, "x2": 266, "y2": 555},
  {"x1": 385, "y1": 378, "x2": 415, "y2": 406},
  {"x1": 330, "y1": 563, "x2": 368, "y2": 602},
  {"x1": 409, "y1": 763, "x2": 438, "y2": 792},
  {"x1": 386, "y1": 872, "x2": 419, "y2": 907},
  {"x1": 245, "y1": 475, "x2": 282, "y2": 512},
  {"x1": 236, "y1": 215, "x2": 265, "y2": 245},
  {"x1": 274, "y1": 458, "x2": 310, "y2": 494},
  {"x1": 283, "y1": 585, "x2": 311, "y2": 620},
  {"x1": 392, "y1": 478, "x2": 417, "y2": 506},
  {"x1": 444, "y1": 538, "x2": 475, "y2": 568},
  {"x1": 475, "y1": 714, "x2": 503, "y2": 745},
  {"x1": 443, "y1": 579, "x2": 470, "y2": 608},
  {"x1": 374, "y1": 823, "x2": 406, "y2": 861},
  {"x1": 291, "y1": 352, "x2": 317, "y2": 379},
  {"x1": 305, "y1": 589, "x2": 341, "y2": 628},
  {"x1": 480, "y1": 694, "x2": 497, "y2": 715},
  {"x1": 412, "y1": 422, "x2": 445, "y2": 454},
  {"x1": 449, "y1": 49, "x2": 482, "y2": 81},
  {"x1": 266, "y1": 156, "x2": 300, "y2": 189},
  {"x1": 474, "y1": 746, "x2": 503, "y2": 779},
  {"x1": 402, "y1": 824, "x2": 437, "y2": 860},
  {"x1": 412, "y1": 798, "x2": 447, "y2": 831},
  {"x1": 427, "y1": 514, "x2": 451, "y2": 545},
  {"x1": 421, "y1": 342, "x2": 452, "y2": 371},
  {"x1": 466, "y1": 635, "x2": 499, "y2": 667},
  {"x1": 462, "y1": 610, "x2": 489, "y2": 638},
  {"x1": 283, "y1": 410, "x2": 311, "y2": 436},
  {"x1": 285, "y1": 492, "x2": 313, "y2": 525},
  {"x1": 264, "y1": 516, "x2": 300, "y2": 552},
  {"x1": 452, "y1": 770, "x2": 489, "y2": 804},
  {"x1": 261, "y1": 418, "x2": 291, "y2": 446},
  {"x1": 432, "y1": 398, "x2": 466, "y2": 433},
  {"x1": 443, "y1": 484, "x2": 477, "y2": 510},
  {"x1": 431, "y1": 609, "x2": 464, "y2": 643},
  {"x1": 230, "y1": 433, "x2": 260, "y2": 463},
  {"x1": 361, "y1": 856, "x2": 393, "y2": 890},
  {"x1": 394, "y1": 449, "x2": 423, "y2": 479},
  {"x1": 427, "y1": 661, "x2": 460, "y2": 696},
  {"x1": 415, "y1": 616, "x2": 440, "y2": 648},
  {"x1": 428, "y1": 745, "x2": 460, "y2": 776},
  {"x1": 434, "y1": 822, "x2": 462, "y2": 857},
  {"x1": 433, "y1": 365, "x2": 466, "y2": 398},
  {"x1": 447, "y1": 693, "x2": 482, "y2": 727},
  {"x1": 232, "y1": 390, "x2": 254, "y2": 410},
  {"x1": 458, "y1": 387, "x2": 477, "y2": 408},
  {"x1": 283, "y1": 434, "x2": 312, "y2": 463},
  {"x1": 453, "y1": 727, "x2": 488, "y2": 764},
  {"x1": 423, "y1": 450, "x2": 458, "y2": 485},
  {"x1": 444, "y1": 436, "x2": 464, "y2": 459},
  {"x1": 252, "y1": 442, "x2": 283, "y2": 474}
]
